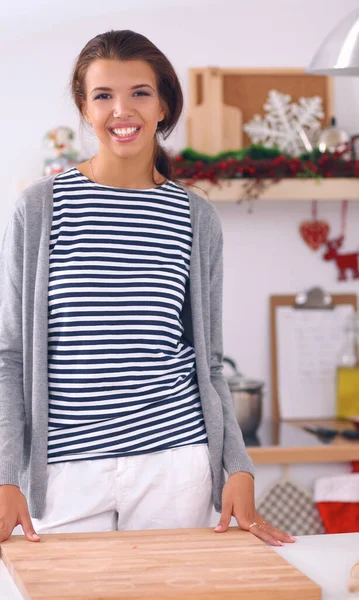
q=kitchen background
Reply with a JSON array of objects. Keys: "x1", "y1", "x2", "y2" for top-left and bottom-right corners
[
  {"x1": 1, "y1": 0, "x2": 359, "y2": 419},
  {"x1": 1, "y1": 0, "x2": 359, "y2": 539}
]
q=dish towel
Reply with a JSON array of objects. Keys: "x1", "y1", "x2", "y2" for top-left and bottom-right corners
[
  {"x1": 257, "y1": 476, "x2": 326, "y2": 536},
  {"x1": 314, "y1": 472, "x2": 359, "y2": 533}
]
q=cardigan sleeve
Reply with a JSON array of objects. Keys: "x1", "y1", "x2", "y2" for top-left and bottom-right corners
[
  {"x1": 209, "y1": 210, "x2": 255, "y2": 479},
  {"x1": 0, "y1": 205, "x2": 25, "y2": 487}
]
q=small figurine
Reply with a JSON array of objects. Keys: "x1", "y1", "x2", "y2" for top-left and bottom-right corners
[
  {"x1": 43, "y1": 126, "x2": 80, "y2": 175},
  {"x1": 323, "y1": 235, "x2": 359, "y2": 281}
]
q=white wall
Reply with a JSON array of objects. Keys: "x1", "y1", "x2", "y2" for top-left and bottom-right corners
[{"x1": 1, "y1": 0, "x2": 359, "y2": 417}]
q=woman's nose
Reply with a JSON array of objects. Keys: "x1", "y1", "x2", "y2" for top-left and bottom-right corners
[{"x1": 113, "y1": 98, "x2": 134, "y2": 117}]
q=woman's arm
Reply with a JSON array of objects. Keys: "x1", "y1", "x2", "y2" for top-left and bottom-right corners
[
  {"x1": 0, "y1": 207, "x2": 25, "y2": 487},
  {"x1": 209, "y1": 211, "x2": 255, "y2": 478},
  {"x1": 209, "y1": 210, "x2": 295, "y2": 545}
]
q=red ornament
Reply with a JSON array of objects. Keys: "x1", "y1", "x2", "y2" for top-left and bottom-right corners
[
  {"x1": 323, "y1": 236, "x2": 359, "y2": 280},
  {"x1": 299, "y1": 201, "x2": 330, "y2": 250},
  {"x1": 322, "y1": 200, "x2": 359, "y2": 281}
]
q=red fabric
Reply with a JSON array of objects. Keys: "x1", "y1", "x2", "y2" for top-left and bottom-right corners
[
  {"x1": 352, "y1": 461, "x2": 359, "y2": 473},
  {"x1": 317, "y1": 501, "x2": 359, "y2": 533}
]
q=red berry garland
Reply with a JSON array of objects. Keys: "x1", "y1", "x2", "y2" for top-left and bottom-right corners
[{"x1": 172, "y1": 143, "x2": 359, "y2": 189}]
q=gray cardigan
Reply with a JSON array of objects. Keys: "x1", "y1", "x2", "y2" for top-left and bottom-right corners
[{"x1": 0, "y1": 174, "x2": 254, "y2": 519}]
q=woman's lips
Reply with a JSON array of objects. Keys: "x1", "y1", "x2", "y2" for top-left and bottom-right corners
[{"x1": 109, "y1": 127, "x2": 141, "y2": 143}]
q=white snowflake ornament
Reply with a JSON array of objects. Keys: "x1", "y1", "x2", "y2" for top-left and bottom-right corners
[{"x1": 243, "y1": 89, "x2": 324, "y2": 156}]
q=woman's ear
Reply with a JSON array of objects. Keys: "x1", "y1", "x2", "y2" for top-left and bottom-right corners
[
  {"x1": 81, "y1": 101, "x2": 91, "y2": 126},
  {"x1": 159, "y1": 102, "x2": 166, "y2": 124}
]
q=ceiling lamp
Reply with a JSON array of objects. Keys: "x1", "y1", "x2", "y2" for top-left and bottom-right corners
[{"x1": 307, "y1": 8, "x2": 359, "y2": 75}]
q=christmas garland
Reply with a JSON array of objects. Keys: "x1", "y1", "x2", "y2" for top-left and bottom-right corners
[{"x1": 172, "y1": 144, "x2": 359, "y2": 188}]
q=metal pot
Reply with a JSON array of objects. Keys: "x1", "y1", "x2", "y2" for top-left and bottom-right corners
[{"x1": 223, "y1": 356, "x2": 264, "y2": 436}]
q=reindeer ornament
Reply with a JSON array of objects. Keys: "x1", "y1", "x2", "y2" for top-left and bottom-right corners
[
  {"x1": 300, "y1": 200, "x2": 359, "y2": 282},
  {"x1": 323, "y1": 235, "x2": 359, "y2": 281}
]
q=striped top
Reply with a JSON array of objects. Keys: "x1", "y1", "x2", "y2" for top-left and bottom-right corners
[{"x1": 46, "y1": 167, "x2": 208, "y2": 463}]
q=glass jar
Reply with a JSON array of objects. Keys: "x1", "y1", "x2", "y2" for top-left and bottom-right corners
[{"x1": 336, "y1": 313, "x2": 359, "y2": 419}]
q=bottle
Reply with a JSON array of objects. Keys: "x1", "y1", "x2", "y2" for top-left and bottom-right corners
[{"x1": 336, "y1": 313, "x2": 359, "y2": 419}]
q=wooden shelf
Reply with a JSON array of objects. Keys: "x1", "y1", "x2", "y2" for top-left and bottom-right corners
[
  {"x1": 247, "y1": 419, "x2": 359, "y2": 465},
  {"x1": 185, "y1": 178, "x2": 359, "y2": 202},
  {"x1": 248, "y1": 440, "x2": 359, "y2": 464}
]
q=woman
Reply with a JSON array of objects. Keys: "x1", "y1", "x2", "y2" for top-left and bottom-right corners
[{"x1": 0, "y1": 30, "x2": 295, "y2": 547}]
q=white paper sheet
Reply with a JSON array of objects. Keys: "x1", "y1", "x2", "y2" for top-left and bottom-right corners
[{"x1": 276, "y1": 305, "x2": 355, "y2": 419}]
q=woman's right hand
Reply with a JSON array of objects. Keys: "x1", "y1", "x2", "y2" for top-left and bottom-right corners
[{"x1": 0, "y1": 484, "x2": 40, "y2": 542}]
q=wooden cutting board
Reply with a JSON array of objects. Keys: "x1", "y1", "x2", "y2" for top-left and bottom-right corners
[
  {"x1": 186, "y1": 67, "x2": 243, "y2": 154},
  {"x1": 0, "y1": 528, "x2": 321, "y2": 599}
]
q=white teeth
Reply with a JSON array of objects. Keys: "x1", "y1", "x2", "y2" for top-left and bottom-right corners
[{"x1": 111, "y1": 127, "x2": 139, "y2": 136}]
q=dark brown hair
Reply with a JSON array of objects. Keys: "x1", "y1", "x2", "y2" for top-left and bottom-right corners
[{"x1": 70, "y1": 30, "x2": 183, "y2": 186}]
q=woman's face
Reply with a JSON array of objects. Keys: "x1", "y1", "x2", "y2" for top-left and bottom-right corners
[{"x1": 82, "y1": 58, "x2": 166, "y2": 159}]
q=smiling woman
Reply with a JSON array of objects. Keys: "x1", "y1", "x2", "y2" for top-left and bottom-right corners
[
  {"x1": 70, "y1": 30, "x2": 183, "y2": 189},
  {"x1": 0, "y1": 29, "x2": 294, "y2": 548}
]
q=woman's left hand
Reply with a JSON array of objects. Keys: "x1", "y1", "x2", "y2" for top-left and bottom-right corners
[{"x1": 214, "y1": 471, "x2": 296, "y2": 547}]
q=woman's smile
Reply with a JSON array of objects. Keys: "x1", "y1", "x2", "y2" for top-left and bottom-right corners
[{"x1": 108, "y1": 125, "x2": 141, "y2": 142}]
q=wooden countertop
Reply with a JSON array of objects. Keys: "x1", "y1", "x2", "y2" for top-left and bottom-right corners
[{"x1": 246, "y1": 419, "x2": 359, "y2": 464}]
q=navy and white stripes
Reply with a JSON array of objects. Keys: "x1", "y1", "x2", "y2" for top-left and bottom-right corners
[{"x1": 46, "y1": 167, "x2": 207, "y2": 463}]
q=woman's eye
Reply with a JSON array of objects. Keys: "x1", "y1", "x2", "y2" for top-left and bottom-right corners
[
  {"x1": 94, "y1": 91, "x2": 150, "y2": 100},
  {"x1": 94, "y1": 93, "x2": 110, "y2": 100}
]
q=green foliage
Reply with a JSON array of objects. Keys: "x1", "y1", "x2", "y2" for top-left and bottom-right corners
[
  {"x1": 178, "y1": 147, "x2": 243, "y2": 163},
  {"x1": 240, "y1": 145, "x2": 291, "y2": 159},
  {"x1": 175, "y1": 144, "x2": 356, "y2": 178},
  {"x1": 179, "y1": 144, "x2": 295, "y2": 163},
  {"x1": 298, "y1": 147, "x2": 323, "y2": 161}
]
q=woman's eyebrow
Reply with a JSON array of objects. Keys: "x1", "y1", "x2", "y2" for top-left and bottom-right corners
[{"x1": 91, "y1": 84, "x2": 155, "y2": 93}]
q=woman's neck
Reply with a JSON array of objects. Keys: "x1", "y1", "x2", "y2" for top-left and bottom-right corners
[{"x1": 80, "y1": 150, "x2": 167, "y2": 189}]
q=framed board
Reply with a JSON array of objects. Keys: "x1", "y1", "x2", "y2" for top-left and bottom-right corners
[{"x1": 270, "y1": 290, "x2": 357, "y2": 421}]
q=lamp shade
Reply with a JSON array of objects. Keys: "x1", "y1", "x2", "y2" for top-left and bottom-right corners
[{"x1": 307, "y1": 8, "x2": 359, "y2": 75}]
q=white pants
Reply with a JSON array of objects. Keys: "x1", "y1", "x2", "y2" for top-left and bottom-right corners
[{"x1": 13, "y1": 444, "x2": 213, "y2": 535}]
